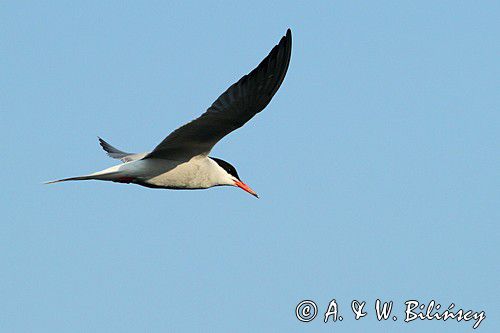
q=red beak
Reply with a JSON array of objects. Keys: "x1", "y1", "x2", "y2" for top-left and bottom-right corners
[{"x1": 234, "y1": 180, "x2": 259, "y2": 198}]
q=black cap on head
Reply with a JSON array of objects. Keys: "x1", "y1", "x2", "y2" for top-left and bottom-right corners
[{"x1": 210, "y1": 157, "x2": 240, "y2": 180}]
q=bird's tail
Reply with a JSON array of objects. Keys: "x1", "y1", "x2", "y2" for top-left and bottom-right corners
[
  {"x1": 44, "y1": 171, "x2": 122, "y2": 185},
  {"x1": 44, "y1": 175, "x2": 96, "y2": 184}
]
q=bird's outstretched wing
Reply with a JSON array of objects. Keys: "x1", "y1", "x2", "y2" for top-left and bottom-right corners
[
  {"x1": 98, "y1": 137, "x2": 147, "y2": 163},
  {"x1": 146, "y1": 29, "x2": 292, "y2": 160}
]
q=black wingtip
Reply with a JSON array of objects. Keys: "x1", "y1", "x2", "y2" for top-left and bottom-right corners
[
  {"x1": 97, "y1": 136, "x2": 126, "y2": 156},
  {"x1": 285, "y1": 28, "x2": 292, "y2": 55},
  {"x1": 284, "y1": 29, "x2": 292, "y2": 44},
  {"x1": 98, "y1": 136, "x2": 106, "y2": 149}
]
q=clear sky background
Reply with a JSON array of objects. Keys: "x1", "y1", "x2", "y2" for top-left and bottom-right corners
[{"x1": 1, "y1": 1, "x2": 498, "y2": 332}]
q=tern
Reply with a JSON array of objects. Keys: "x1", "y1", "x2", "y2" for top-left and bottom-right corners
[{"x1": 47, "y1": 29, "x2": 292, "y2": 198}]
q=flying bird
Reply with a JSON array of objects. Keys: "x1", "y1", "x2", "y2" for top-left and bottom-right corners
[{"x1": 46, "y1": 29, "x2": 292, "y2": 198}]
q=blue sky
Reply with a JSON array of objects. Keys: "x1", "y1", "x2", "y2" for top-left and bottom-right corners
[{"x1": 1, "y1": 1, "x2": 498, "y2": 332}]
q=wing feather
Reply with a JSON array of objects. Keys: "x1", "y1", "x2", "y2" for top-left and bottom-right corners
[{"x1": 146, "y1": 29, "x2": 292, "y2": 160}]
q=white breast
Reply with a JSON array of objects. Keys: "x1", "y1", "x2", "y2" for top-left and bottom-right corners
[{"x1": 129, "y1": 156, "x2": 229, "y2": 189}]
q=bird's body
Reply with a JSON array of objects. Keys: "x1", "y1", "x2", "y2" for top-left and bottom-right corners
[
  {"x1": 47, "y1": 29, "x2": 292, "y2": 198},
  {"x1": 122, "y1": 156, "x2": 233, "y2": 190},
  {"x1": 61, "y1": 156, "x2": 231, "y2": 189}
]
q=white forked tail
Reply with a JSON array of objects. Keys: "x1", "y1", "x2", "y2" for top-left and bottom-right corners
[
  {"x1": 45, "y1": 164, "x2": 126, "y2": 185},
  {"x1": 44, "y1": 172, "x2": 120, "y2": 184},
  {"x1": 45, "y1": 175, "x2": 93, "y2": 184}
]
